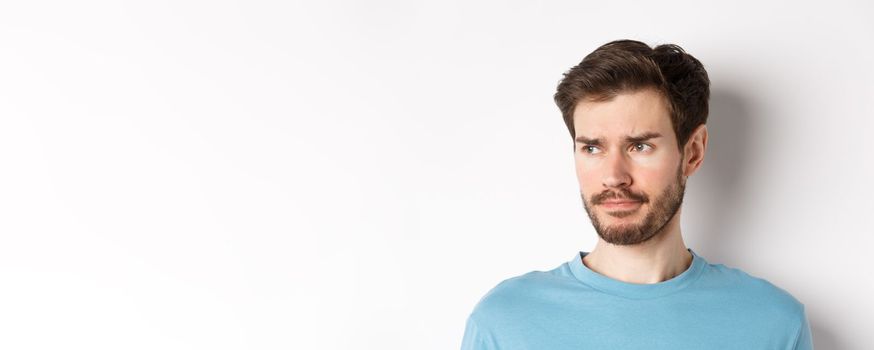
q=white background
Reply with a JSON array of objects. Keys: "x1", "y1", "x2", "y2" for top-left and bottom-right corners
[{"x1": 1, "y1": 1, "x2": 872, "y2": 349}]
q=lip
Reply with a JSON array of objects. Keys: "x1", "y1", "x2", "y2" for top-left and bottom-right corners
[{"x1": 599, "y1": 201, "x2": 642, "y2": 209}]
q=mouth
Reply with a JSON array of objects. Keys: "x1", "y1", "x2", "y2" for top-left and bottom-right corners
[{"x1": 599, "y1": 201, "x2": 642, "y2": 210}]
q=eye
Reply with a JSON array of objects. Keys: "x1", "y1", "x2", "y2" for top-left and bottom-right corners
[
  {"x1": 632, "y1": 143, "x2": 653, "y2": 152},
  {"x1": 582, "y1": 145, "x2": 601, "y2": 154}
]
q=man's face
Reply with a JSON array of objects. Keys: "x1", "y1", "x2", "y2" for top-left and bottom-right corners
[{"x1": 572, "y1": 88, "x2": 687, "y2": 246}]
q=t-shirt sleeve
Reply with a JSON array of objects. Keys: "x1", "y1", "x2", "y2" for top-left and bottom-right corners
[
  {"x1": 793, "y1": 305, "x2": 814, "y2": 350},
  {"x1": 461, "y1": 315, "x2": 496, "y2": 350}
]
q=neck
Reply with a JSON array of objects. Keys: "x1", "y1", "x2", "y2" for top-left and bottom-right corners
[{"x1": 582, "y1": 211, "x2": 692, "y2": 284}]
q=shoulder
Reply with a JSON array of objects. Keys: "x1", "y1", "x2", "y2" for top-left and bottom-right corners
[
  {"x1": 467, "y1": 262, "x2": 576, "y2": 323},
  {"x1": 700, "y1": 261, "x2": 806, "y2": 319}
]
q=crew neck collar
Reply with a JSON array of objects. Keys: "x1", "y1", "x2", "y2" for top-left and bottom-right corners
[{"x1": 568, "y1": 248, "x2": 707, "y2": 299}]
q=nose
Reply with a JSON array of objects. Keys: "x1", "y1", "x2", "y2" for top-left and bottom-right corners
[{"x1": 602, "y1": 151, "x2": 633, "y2": 189}]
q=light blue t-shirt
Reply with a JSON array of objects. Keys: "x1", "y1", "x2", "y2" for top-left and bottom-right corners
[{"x1": 461, "y1": 248, "x2": 813, "y2": 349}]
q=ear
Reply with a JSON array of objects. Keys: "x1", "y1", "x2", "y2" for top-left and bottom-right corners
[{"x1": 682, "y1": 124, "x2": 708, "y2": 178}]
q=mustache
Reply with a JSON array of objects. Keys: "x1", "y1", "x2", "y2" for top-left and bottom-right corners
[{"x1": 591, "y1": 188, "x2": 648, "y2": 205}]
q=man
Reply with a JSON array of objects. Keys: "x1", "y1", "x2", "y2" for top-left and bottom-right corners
[{"x1": 460, "y1": 40, "x2": 813, "y2": 349}]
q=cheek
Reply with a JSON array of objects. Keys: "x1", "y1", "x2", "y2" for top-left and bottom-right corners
[
  {"x1": 633, "y1": 168, "x2": 666, "y2": 191},
  {"x1": 634, "y1": 161, "x2": 681, "y2": 192},
  {"x1": 574, "y1": 160, "x2": 600, "y2": 192}
]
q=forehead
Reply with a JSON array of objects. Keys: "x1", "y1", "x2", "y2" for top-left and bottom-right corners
[{"x1": 572, "y1": 88, "x2": 673, "y2": 140}]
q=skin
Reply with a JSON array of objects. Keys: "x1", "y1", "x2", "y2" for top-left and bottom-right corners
[{"x1": 572, "y1": 87, "x2": 708, "y2": 284}]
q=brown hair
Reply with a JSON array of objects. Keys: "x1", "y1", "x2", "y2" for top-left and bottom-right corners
[{"x1": 553, "y1": 39, "x2": 710, "y2": 151}]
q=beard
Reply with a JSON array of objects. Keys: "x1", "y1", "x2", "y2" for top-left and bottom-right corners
[{"x1": 581, "y1": 161, "x2": 686, "y2": 246}]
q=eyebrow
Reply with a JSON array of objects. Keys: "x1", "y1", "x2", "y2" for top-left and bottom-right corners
[{"x1": 575, "y1": 132, "x2": 663, "y2": 145}]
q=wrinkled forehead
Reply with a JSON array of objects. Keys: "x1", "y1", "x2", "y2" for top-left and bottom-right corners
[{"x1": 572, "y1": 89, "x2": 673, "y2": 141}]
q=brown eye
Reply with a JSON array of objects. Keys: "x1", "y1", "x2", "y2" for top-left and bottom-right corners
[
  {"x1": 632, "y1": 143, "x2": 653, "y2": 152},
  {"x1": 582, "y1": 145, "x2": 601, "y2": 154}
]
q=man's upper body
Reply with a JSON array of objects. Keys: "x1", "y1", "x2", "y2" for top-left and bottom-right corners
[
  {"x1": 461, "y1": 40, "x2": 813, "y2": 349},
  {"x1": 461, "y1": 248, "x2": 813, "y2": 349}
]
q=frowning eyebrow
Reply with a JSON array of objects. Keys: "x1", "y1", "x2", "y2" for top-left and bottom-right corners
[{"x1": 575, "y1": 132, "x2": 663, "y2": 145}]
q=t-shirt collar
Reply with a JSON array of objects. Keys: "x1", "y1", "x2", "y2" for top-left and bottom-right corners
[{"x1": 568, "y1": 248, "x2": 707, "y2": 299}]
